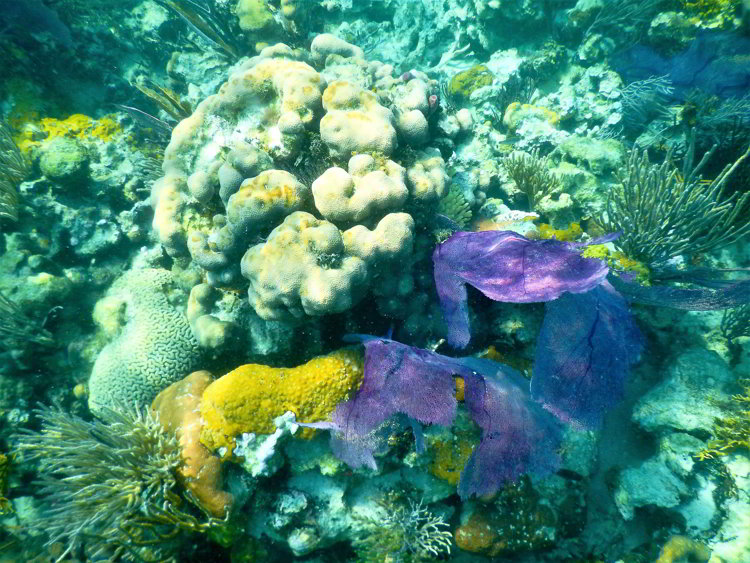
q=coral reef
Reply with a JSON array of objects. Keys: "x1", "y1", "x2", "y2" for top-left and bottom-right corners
[{"x1": 4, "y1": 1, "x2": 750, "y2": 561}]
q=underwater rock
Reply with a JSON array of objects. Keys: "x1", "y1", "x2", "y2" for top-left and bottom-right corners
[
  {"x1": 614, "y1": 433, "x2": 706, "y2": 521},
  {"x1": 38, "y1": 137, "x2": 88, "y2": 184},
  {"x1": 633, "y1": 348, "x2": 734, "y2": 436}
]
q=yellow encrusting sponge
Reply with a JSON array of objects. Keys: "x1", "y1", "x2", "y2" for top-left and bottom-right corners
[{"x1": 200, "y1": 348, "x2": 364, "y2": 455}]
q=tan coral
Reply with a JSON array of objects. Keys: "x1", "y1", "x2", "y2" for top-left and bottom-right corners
[
  {"x1": 311, "y1": 154, "x2": 407, "y2": 225},
  {"x1": 152, "y1": 54, "x2": 325, "y2": 256},
  {"x1": 319, "y1": 80, "x2": 397, "y2": 158},
  {"x1": 406, "y1": 147, "x2": 448, "y2": 204},
  {"x1": 151, "y1": 371, "x2": 234, "y2": 518},
  {"x1": 310, "y1": 34, "x2": 364, "y2": 66},
  {"x1": 226, "y1": 169, "x2": 311, "y2": 236}
]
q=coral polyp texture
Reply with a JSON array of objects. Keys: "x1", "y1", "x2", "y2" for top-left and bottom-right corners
[
  {"x1": 199, "y1": 348, "x2": 364, "y2": 454},
  {"x1": 88, "y1": 269, "x2": 202, "y2": 414},
  {"x1": 150, "y1": 34, "x2": 442, "y2": 324}
]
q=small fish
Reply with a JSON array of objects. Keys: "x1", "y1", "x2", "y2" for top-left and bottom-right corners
[{"x1": 113, "y1": 104, "x2": 174, "y2": 136}]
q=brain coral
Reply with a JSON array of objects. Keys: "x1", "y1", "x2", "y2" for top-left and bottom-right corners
[
  {"x1": 88, "y1": 269, "x2": 203, "y2": 414},
  {"x1": 199, "y1": 348, "x2": 364, "y2": 454}
]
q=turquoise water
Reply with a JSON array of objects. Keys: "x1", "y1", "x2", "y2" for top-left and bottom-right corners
[{"x1": 1, "y1": 1, "x2": 750, "y2": 561}]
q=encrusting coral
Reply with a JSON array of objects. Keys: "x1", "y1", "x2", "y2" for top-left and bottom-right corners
[
  {"x1": 199, "y1": 348, "x2": 364, "y2": 454},
  {"x1": 151, "y1": 370, "x2": 234, "y2": 519}
]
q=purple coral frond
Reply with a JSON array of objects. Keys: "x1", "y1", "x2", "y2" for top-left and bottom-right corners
[
  {"x1": 433, "y1": 230, "x2": 611, "y2": 348},
  {"x1": 315, "y1": 338, "x2": 563, "y2": 498},
  {"x1": 457, "y1": 358, "x2": 563, "y2": 498},
  {"x1": 531, "y1": 281, "x2": 643, "y2": 429}
]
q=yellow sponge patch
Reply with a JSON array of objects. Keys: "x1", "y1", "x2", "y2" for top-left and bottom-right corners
[{"x1": 200, "y1": 348, "x2": 364, "y2": 454}]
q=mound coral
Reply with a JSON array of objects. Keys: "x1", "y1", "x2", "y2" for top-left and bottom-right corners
[
  {"x1": 199, "y1": 348, "x2": 364, "y2": 454},
  {"x1": 149, "y1": 35, "x2": 442, "y2": 326},
  {"x1": 88, "y1": 269, "x2": 203, "y2": 414},
  {"x1": 241, "y1": 211, "x2": 414, "y2": 321}
]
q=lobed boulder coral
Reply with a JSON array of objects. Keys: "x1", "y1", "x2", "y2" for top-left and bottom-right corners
[
  {"x1": 241, "y1": 211, "x2": 414, "y2": 321},
  {"x1": 149, "y1": 35, "x2": 445, "y2": 334},
  {"x1": 88, "y1": 269, "x2": 203, "y2": 414},
  {"x1": 319, "y1": 80, "x2": 397, "y2": 158},
  {"x1": 311, "y1": 154, "x2": 407, "y2": 226},
  {"x1": 151, "y1": 47, "x2": 325, "y2": 256}
]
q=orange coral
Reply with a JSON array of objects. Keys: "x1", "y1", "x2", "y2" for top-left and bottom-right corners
[
  {"x1": 655, "y1": 535, "x2": 711, "y2": 563},
  {"x1": 151, "y1": 371, "x2": 234, "y2": 518},
  {"x1": 200, "y1": 348, "x2": 364, "y2": 454}
]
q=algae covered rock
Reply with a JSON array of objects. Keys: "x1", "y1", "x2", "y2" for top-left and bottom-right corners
[
  {"x1": 448, "y1": 65, "x2": 494, "y2": 102},
  {"x1": 39, "y1": 137, "x2": 88, "y2": 183}
]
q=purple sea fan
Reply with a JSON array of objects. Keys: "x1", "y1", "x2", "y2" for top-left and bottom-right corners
[
  {"x1": 530, "y1": 281, "x2": 643, "y2": 429},
  {"x1": 433, "y1": 230, "x2": 614, "y2": 348},
  {"x1": 303, "y1": 337, "x2": 563, "y2": 499},
  {"x1": 458, "y1": 357, "x2": 562, "y2": 498}
]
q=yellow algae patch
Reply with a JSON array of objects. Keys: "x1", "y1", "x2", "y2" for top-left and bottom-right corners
[
  {"x1": 430, "y1": 431, "x2": 479, "y2": 485},
  {"x1": 200, "y1": 348, "x2": 364, "y2": 454},
  {"x1": 538, "y1": 222, "x2": 582, "y2": 242},
  {"x1": 17, "y1": 113, "x2": 123, "y2": 155}
]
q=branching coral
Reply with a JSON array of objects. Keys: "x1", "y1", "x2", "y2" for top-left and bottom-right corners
[
  {"x1": 502, "y1": 149, "x2": 561, "y2": 212},
  {"x1": 0, "y1": 119, "x2": 28, "y2": 223},
  {"x1": 354, "y1": 496, "x2": 452, "y2": 562},
  {"x1": 16, "y1": 405, "x2": 223, "y2": 562},
  {"x1": 697, "y1": 379, "x2": 750, "y2": 460},
  {"x1": 603, "y1": 135, "x2": 750, "y2": 266}
]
